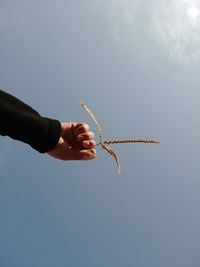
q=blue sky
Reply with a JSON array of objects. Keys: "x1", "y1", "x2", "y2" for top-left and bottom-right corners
[{"x1": 0, "y1": 0, "x2": 200, "y2": 266}]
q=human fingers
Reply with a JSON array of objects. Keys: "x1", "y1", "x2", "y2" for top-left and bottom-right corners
[
  {"x1": 75, "y1": 123, "x2": 90, "y2": 135},
  {"x1": 60, "y1": 122, "x2": 89, "y2": 138},
  {"x1": 82, "y1": 139, "x2": 96, "y2": 149},
  {"x1": 67, "y1": 148, "x2": 96, "y2": 160},
  {"x1": 77, "y1": 131, "x2": 95, "y2": 141}
]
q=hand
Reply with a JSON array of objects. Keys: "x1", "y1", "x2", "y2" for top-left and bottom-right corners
[{"x1": 47, "y1": 122, "x2": 96, "y2": 160}]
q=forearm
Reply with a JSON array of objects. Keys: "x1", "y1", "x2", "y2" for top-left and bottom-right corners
[{"x1": 0, "y1": 90, "x2": 61, "y2": 153}]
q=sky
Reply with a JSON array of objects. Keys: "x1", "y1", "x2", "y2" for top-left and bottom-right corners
[{"x1": 0, "y1": 0, "x2": 200, "y2": 266}]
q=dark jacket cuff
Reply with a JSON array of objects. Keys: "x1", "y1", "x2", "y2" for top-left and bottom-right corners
[{"x1": 30, "y1": 118, "x2": 61, "y2": 153}]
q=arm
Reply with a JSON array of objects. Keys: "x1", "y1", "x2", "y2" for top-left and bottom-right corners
[
  {"x1": 0, "y1": 90, "x2": 96, "y2": 160},
  {"x1": 0, "y1": 90, "x2": 61, "y2": 153}
]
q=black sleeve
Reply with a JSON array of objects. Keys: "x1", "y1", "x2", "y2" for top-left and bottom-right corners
[{"x1": 0, "y1": 90, "x2": 61, "y2": 153}]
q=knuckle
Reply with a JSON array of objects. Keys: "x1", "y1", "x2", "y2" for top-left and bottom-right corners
[{"x1": 83, "y1": 123, "x2": 89, "y2": 131}]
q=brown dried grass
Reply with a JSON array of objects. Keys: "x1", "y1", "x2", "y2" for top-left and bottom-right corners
[{"x1": 80, "y1": 101, "x2": 160, "y2": 174}]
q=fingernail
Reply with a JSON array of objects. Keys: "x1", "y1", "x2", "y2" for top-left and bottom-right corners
[
  {"x1": 90, "y1": 149, "x2": 96, "y2": 154},
  {"x1": 83, "y1": 140, "x2": 90, "y2": 146},
  {"x1": 84, "y1": 153, "x2": 96, "y2": 160}
]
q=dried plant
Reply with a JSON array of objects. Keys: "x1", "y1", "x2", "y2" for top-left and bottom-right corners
[
  {"x1": 103, "y1": 139, "x2": 160, "y2": 145},
  {"x1": 80, "y1": 101, "x2": 160, "y2": 174}
]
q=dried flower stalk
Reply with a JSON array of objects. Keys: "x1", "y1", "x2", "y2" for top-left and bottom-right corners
[
  {"x1": 103, "y1": 139, "x2": 160, "y2": 145},
  {"x1": 80, "y1": 101, "x2": 103, "y2": 143},
  {"x1": 80, "y1": 101, "x2": 160, "y2": 174}
]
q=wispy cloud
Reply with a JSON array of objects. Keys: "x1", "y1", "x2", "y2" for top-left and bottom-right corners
[
  {"x1": 102, "y1": 0, "x2": 145, "y2": 50},
  {"x1": 149, "y1": 0, "x2": 200, "y2": 66},
  {"x1": 95, "y1": 0, "x2": 200, "y2": 67}
]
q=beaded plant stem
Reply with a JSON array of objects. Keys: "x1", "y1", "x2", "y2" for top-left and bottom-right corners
[
  {"x1": 80, "y1": 101, "x2": 160, "y2": 174},
  {"x1": 103, "y1": 139, "x2": 160, "y2": 145}
]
